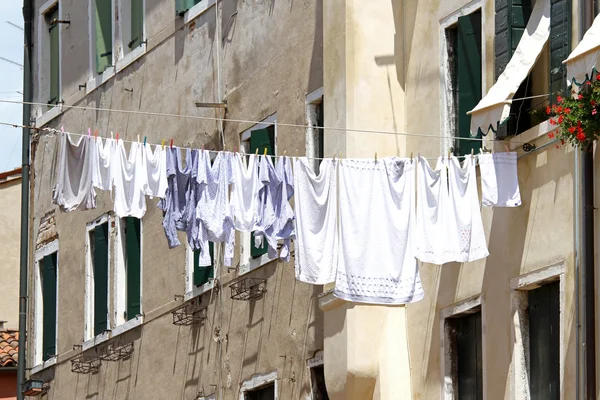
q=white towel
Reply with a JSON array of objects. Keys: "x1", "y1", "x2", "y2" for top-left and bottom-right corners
[
  {"x1": 447, "y1": 155, "x2": 489, "y2": 262},
  {"x1": 478, "y1": 152, "x2": 521, "y2": 207},
  {"x1": 334, "y1": 158, "x2": 423, "y2": 304},
  {"x1": 230, "y1": 153, "x2": 261, "y2": 231},
  {"x1": 293, "y1": 157, "x2": 338, "y2": 285}
]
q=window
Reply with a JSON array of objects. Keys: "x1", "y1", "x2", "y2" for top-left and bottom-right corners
[
  {"x1": 119, "y1": 0, "x2": 144, "y2": 55},
  {"x1": 46, "y1": 6, "x2": 60, "y2": 104},
  {"x1": 306, "y1": 88, "x2": 324, "y2": 173},
  {"x1": 121, "y1": 217, "x2": 142, "y2": 322},
  {"x1": 94, "y1": 0, "x2": 113, "y2": 74},
  {"x1": 129, "y1": 0, "x2": 143, "y2": 50},
  {"x1": 193, "y1": 242, "x2": 214, "y2": 286},
  {"x1": 450, "y1": 311, "x2": 483, "y2": 400},
  {"x1": 446, "y1": 10, "x2": 483, "y2": 156},
  {"x1": 548, "y1": 0, "x2": 571, "y2": 105},
  {"x1": 89, "y1": 221, "x2": 110, "y2": 337},
  {"x1": 34, "y1": 241, "x2": 59, "y2": 366},
  {"x1": 176, "y1": 0, "x2": 203, "y2": 15},
  {"x1": 245, "y1": 383, "x2": 275, "y2": 400},
  {"x1": 528, "y1": 281, "x2": 560, "y2": 399},
  {"x1": 310, "y1": 365, "x2": 329, "y2": 400}
]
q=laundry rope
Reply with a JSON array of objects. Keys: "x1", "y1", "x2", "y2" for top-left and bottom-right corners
[{"x1": 0, "y1": 99, "x2": 545, "y2": 145}]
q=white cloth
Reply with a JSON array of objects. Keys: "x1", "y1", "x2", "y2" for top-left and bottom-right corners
[
  {"x1": 52, "y1": 133, "x2": 97, "y2": 212},
  {"x1": 112, "y1": 140, "x2": 148, "y2": 218},
  {"x1": 334, "y1": 158, "x2": 424, "y2": 305},
  {"x1": 92, "y1": 137, "x2": 116, "y2": 192},
  {"x1": 230, "y1": 153, "x2": 261, "y2": 231},
  {"x1": 447, "y1": 155, "x2": 489, "y2": 262},
  {"x1": 196, "y1": 151, "x2": 235, "y2": 266},
  {"x1": 144, "y1": 144, "x2": 168, "y2": 199},
  {"x1": 294, "y1": 157, "x2": 338, "y2": 285},
  {"x1": 478, "y1": 152, "x2": 521, "y2": 207},
  {"x1": 468, "y1": 0, "x2": 550, "y2": 135},
  {"x1": 415, "y1": 157, "x2": 453, "y2": 264},
  {"x1": 566, "y1": 13, "x2": 600, "y2": 88}
]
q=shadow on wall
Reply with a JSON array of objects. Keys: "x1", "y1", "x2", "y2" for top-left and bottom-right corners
[{"x1": 307, "y1": 0, "x2": 323, "y2": 95}]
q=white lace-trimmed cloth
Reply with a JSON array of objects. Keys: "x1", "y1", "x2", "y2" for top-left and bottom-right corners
[{"x1": 334, "y1": 158, "x2": 424, "y2": 305}]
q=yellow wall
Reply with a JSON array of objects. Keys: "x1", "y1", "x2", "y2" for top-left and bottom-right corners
[{"x1": 0, "y1": 178, "x2": 21, "y2": 330}]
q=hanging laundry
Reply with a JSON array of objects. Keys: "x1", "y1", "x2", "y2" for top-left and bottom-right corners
[
  {"x1": 334, "y1": 158, "x2": 424, "y2": 304},
  {"x1": 294, "y1": 157, "x2": 338, "y2": 285},
  {"x1": 52, "y1": 133, "x2": 97, "y2": 212},
  {"x1": 144, "y1": 143, "x2": 168, "y2": 199},
  {"x1": 158, "y1": 148, "x2": 208, "y2": 263},
  {"x1": 478, "y1": 152, "x2": 521, "y2": 207},
  {"x1": 446, "y1": 155, "x2": 489, "y2": 262},
  {"x1": 230, "y1": 153, "x2": 261, "y2": 231},
  {"x1": 112, "y1": 140, "x2": 148, "y2": 219},
  {"x1": 195, "y1": 151, "x2": 235, "y2": 267},
  {"x1": 92, "y1": 137, "x2": 116, "y2": 192},
  {"x1": 415, "y1": 156, "x2": 453, "y2": 264},
  {"x1": 254, "y1": 155, "x2": 295, "y2": 261}
]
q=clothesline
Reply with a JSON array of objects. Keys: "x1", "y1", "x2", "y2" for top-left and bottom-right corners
[{"x1": 0, "y1": 98, "x2": 541, "y2": 145}]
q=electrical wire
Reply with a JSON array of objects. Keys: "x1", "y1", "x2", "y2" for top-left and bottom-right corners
[{"x1": 0, "y1": 98, "x2": 543, "y2": 145}]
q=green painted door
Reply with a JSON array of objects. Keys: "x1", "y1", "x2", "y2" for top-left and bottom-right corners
[
  {"x1": 249, "y1": 126, "x2": 275, "y2": 258},
  {"x1": 456, "y1": 12, "x2": 482, "y2": 155},
  {"x1": 455, "y1": 311, "x2": 483, "y2": 400},
  {"x1": 130, "y1": 0, "x2": 143, "y2": 49},
  {"x1": 549, "y1": 0, "x2": 571, "y2": 105},
  {"x1": 42, "y1": 253, "x2": 57, "y2": 361},
  {"x1": 95, "y1": 0, "x2": 112, "y2": 74},
  {"x1": 193, "y1": 242, "x2": 214, "y2": 286},
  {"x1": 125, "y1": 217, "x2": 141, "y2": 320},
  {"x1": 93, "y1": 223, "x2": 109, "y2": 336},
  {"x1": 48, "y1": 7, "x2": 59, "y2": 105}
]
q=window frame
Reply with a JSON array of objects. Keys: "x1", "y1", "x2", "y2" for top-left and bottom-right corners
[
  {"x1": 440, "y1": 294, "x2": 487, "y2": 400},
  {"x1": 238, "y1": 113, "x2": 278, "y2": 276},
  {"x1": 37, "y1": 0, "x2": 62, "y2": 110},
  {"x1": 33, "y1": 239, "x2": 59, "y2": 370},
  {"x1": 87, "y1": 0, "x2": 116, "y2": 87},
  {"x1": 239, "y1": 371, "x2": 278, "y2": 400},
  {"x1": 306, "y1": 87, "x2": 324, "y2": 174},
  {"x1": 439, "y1": 1, "x2": 488, "y2": 155},
  {"x1": 510, "y1": 263, "x2": 565, "y2": 399},
  {"x1": 115, "y1": 0, "x2": 147, "y2": 72},
  {"x1": 177, "y1": 0, "x2": 217, "y2": 24},
  {"x1": 184, "y1": 243, "x2": 215, "y2": 301},
  {"x1": 307, "y1": 350, "x2": 329, "y2": 400}
]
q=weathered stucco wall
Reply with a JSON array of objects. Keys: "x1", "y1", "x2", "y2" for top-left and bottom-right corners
[
  {"x1": 0, "y1": 179, "x2": 21, "y2": 330},
  {"x1": 28, "y1": 0, "x2": 323, "y2": 399}
]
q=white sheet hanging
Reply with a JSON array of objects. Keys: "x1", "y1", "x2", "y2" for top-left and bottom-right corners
[
  {"x1": 468, "y1": 0, "x2": 550, "y2": 135},
  {"x1": 478, "y1": 152, "x2": 521, "y2": 207},
  {"x1": 335, "y1": 158, "x2": 423, "y2": 305},
  {"x1": 565, "y1": 14, "x2": 600, "y2": 88}
]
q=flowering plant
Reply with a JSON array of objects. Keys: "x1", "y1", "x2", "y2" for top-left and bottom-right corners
[{"x1": 548, "y1": 75, "x2": 600, "y2": 150}]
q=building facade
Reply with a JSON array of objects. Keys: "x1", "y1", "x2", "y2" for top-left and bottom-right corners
[{"x1": 27, "y1": 0, "x2": 324, "y2": 399}]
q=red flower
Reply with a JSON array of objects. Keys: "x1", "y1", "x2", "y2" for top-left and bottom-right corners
[
  {"x1": 561, "y1": 139, "x2": 565, "y2": 145},
  {"x1": 558, "y1": 115, "x2": 564, "y2": 123},
  {"x1": 592, "y1": 100, "x2": 597, "y2": 106},
  {"x1": 546, "y1": 105, "x2": 552, "y2": 115},
  {"x1": 587, "y1": 81, "x2": 593, "y2": 86},
  {"x1": 569, "y1": 126, "x2": 577, "y2": 134},
  {"x1": 577, "y1": 132, "x2": 586, "y2": 142},
  {"x1": 557, "y1": 95, "x2": 564, "y2": 103},
  {"x1": 596, "y1": 73, "x2": 600, "y2": 81},
  {"x1": 565, "y1": 108, "x2": 571, "y2": 114},
  {"x1": 548, "y1": 131, "x2": 556, "y2": 139},
  {"x1": 549, "y1": 118, "x2": 557, "y2": 125},
  {"x1": 557, "y1": 106, "x2": 563, "y2": 113},
  {"x1": 593, "y1": 109, "x2": 598, "y2": 115},
  {"x1": 579, "y1": 94, "x2": 584, "y2": 100}
]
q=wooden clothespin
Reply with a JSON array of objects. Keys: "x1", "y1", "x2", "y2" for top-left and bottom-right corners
[
  {"x1": 87, "y1": 128, "x2": 91, "y2": 137},
  {"x1": 137, "y1": 135, "x2": 140, "y2": 143},
  {"x1": 170, "y1": 138, "x2": 173, "y2": 149},
  {"x1": 161, "y1": 139, "x2": 165, "y2": 149},
  {"x1": 471, "y1": 149, "x2": 474, "y2": 156},
  {"x1": 263, "y1": 148, "x2": 268, "y2": 156},
  {"x1": 110, "y1": 131, "x2": 114, "y2": 140},
  {"x1": 255, "y1": 148, "x2": 259, "y2": 155}
]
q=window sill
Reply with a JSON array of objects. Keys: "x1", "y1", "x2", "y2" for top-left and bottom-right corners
[
  {"x1": 30, "y1": 356, "x2": 57, "y2": 375},
  {"x1": 111, "y1": 315, "x2": 144, "y2": 337},
  {"x1": 35, "y1": 104, "x2": 63, "y2": 127},
  {"x1": 115, "y1": 44, "x2": 147, "y2": 73},
  {"x1": 82, "y1": 331, "x2": 111, "y2": 352},
  {"x1": 86, "y1": 67, "x2": 116, "y2": 95},
  {"x1": 508, "y1": 119, "x2": 552, "y2": 151},
  {"x1": 184, "y1": 281, "x2": 215, "y2": 301},
  {"x1": 183, "y1": 0, "x2": 217, "y2": 24},
  {"x1": 239, "y1": 253, "x2": 277, "y2": 276}
]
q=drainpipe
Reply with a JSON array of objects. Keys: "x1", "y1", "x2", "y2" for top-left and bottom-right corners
[
  {"x1": 580, "y1": 1, "x2": 596, "y2": 399},
  {"x1": 17, "y1": 0, "x2": 33, "y2": 399}
]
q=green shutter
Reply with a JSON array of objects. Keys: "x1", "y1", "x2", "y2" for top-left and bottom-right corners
[
  {"x1": 193, "y1": 242, "x2": 214, "y2": 286},
  {"x1": 549, "y1": 0, "x2": 571, "y2": 105},
  {"x1": 529, "y1": 281, "x2": 560, "y2": 400},
  {"x1": 48, "y1": 7, "x2": 59, "y2": 105},
  {"x1": 94, "y1": 223, "x2": 109, "y2": 336},
  {"x1": 42, "y1": 253, "x2": 57, "y2": 361},
  {"x1": 125, "y1": 217, "x2": 141, "y2": 320},
  {"x1": 456, "y1": 12, "x2": 482, "y2": 156},
  {"x1": 95, "y1": 0, "x2": 112, "y2": 74},
  {"x1": 176, "y1": 0, "x2": 200, "y2": 15},
  {"x1": 455, "y1": 312, "x2": 483, "y2": 400},
  {"x1": 249, "y1": 126, "x2": 275, "y2": 258},
  {"x1": 130, "y1": 0, "x2": 143, "y2": 49}
]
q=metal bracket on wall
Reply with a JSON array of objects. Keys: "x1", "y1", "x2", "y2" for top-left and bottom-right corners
[
  {"x1": 229, "y1": 278, "x2": 267, "y2": 301},
  {"x1": 522, "y1": 142, "x2": 536, "y2": 152},
  {"x1": 99, "y1": 341, "x2": 134, "y2": 362},
  {"x1": 172, "y1": 300, "x2": 208, "y2": 326},
  {"x1": 70, "y1": 355, "x2": 101, "y2": 374}
]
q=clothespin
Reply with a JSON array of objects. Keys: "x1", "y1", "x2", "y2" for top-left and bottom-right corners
[
  {"x1": 284, "y1": 150, "x2": 287, "y2": 156},
  {"x1": 111, "y1": 131, "x2": 114, "y2": 140},
  {"x1": 94, "y1": 130, "x2": 99, "y2": 138},
  {"x1": 143, "y1": 136, "x2": 146, "y2": 146},
  {"x1": 87, "y1": 128, "x2": 91, "y2": 137},
  {"x1": 410, "y1": 152, "x2": 413, "y2": 161},
  {"x1": 170, "y1": 138, "x2": 173, "y2": 149},
  {"x1": 255, "y1": 148, "x2": 259, "y2": 155},
  {"x1": 339, "y1": 151, "x2": 342, "y2": 159},
  {"x1": 61, "y1": 126, "x2": 65, "y2": 134},
  {"x1": 374, "y1": 152, "x2": 378, "y2": 162},
  {"x1": 137, "y1": 135, "x2": 140, "y2": 143},
  {"x1": 234, "y1": 146, "x2": 237, "y2": 154},
  {"x1": 505, "y1": 144, "x2": 510, "y2": 153},
  {"x1": 161, "y1": 139, "x2": 165, "y2": 149},
  {"x1": 264, "y1": 148, "x2": 268, "y2": 156},
  {"x1": 471, "y1": 149, "x2": 474, "y2": 156},
  {"x1": 116, "y1": 132, "x2": 119, "y2": 141},
  {"x1": 202, "y1": 144, "x2": 205, "y2": 151}
]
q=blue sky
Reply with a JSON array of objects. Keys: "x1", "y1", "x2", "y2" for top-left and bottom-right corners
[{"x1": 0, "y1": 2, "x2": 24, "y2": 173}]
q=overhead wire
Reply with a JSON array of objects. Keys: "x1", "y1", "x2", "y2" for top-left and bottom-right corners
[{"x1": 0, "y1": 98, "x2": 544, "y2": 145}]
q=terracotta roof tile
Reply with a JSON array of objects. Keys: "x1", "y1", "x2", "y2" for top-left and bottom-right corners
[{"x1": 0, "y1": 331, "x2": 18, "y2": 367}]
